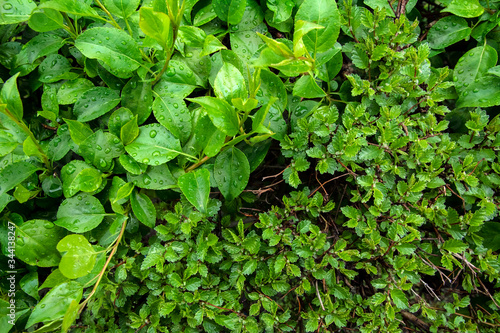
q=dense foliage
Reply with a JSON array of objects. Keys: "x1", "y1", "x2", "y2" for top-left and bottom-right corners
[{"x1": 1, "y1": 0, "x2": 500, "y2": 332}]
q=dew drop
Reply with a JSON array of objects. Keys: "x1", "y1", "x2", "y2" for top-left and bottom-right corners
[
  {"x1": 105, "y1": 148, "x2": 111, "y2": 154},
  {"x1": 96, "y1": 145, "x2": 102, "y2": 150},
  {"x1": 142, "y1": 158, "x2": 150, "y2": 164},
  {"x1": 17, "y1": 237, "x2": 25, "y2": 245},
  {"x1": 44, "y1": 221, "x2": 55, "y2": 229},
  {"x1": 100, "y1": 159, "x2": 107, "y2": 168},
  {"x1": 152, "y1": 151, "x2": 160, "y2": 157},
  {"x1": 149, "y1": 130, "x2": 157, "y2": 138}
]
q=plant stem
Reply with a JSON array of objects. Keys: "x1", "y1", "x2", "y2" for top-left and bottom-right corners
[
  {"x1": 152, "y1": 51, "x2": 173, "y2": 85},
  {"x1": 185, "y1": 155, "x2": 211, "y2": 173},
  {"x1": 78, "y1": 217, "x2": 127, "y2": 314},
  {"x1": 95, "y1": 0, "x2": 122, "y2": 29}
]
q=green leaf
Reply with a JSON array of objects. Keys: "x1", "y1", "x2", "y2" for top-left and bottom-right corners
[
  {"x1": 25, "y1": 281, "x2": 82, "y2": 329},
  {"x1": 68, "y1": 167, "x2": 102, "y2": 193},
  {"x1": 38, "y1": 54, "x2": 76, "y2": 83},
  {"x1": 75, "y1": 27, "x2": 143, "y2": 78},
  {"x1": 73, "y1": 87, "x2": 121, "y2": 122},
  {"x1": 295, "y1": 0, "x2": 340, "y2": 54},
  {"x1": 1, "y1": 73, "x2": 23, "y2": 120},
  {"x1": 293, "y1": 20, "x2": 324, "y2": 57},
  {"x1": 57, "y1": 78, "x2": 94, "y2": 105},
  {"x1": 267, "y1": 0, "x2": 294, "y2": 23},
  {"x1": 242, "y1": 259, "x2": 257, "y2": 275},
  {"x1": 214, "y1": 147, "x2": 250, "y2": 201},
  {"x1": 453, "y1": 45, "x2": 497, "y2": 93},
  {"x1": 187, "y1": 96, "x2": 239, "y2": 136},
  {"x1": 39, "y1": 0, "x2": 99, "y2": 17},
  {"x1": 292, "y1": 75, "x2": 326, "y2": 98},
  {"x1": 20, "y1": 272, "x2": 39, "y2": 300},
  {"x1": 443, "y1": 0, "x2": 484, "y2": 18},
  {"x1": 65, "y1": 118, "x2": 93, "y2": 145},
  {"x1": 456, "y1": 76, "x2": 500, "y2": 108},
  {"x1": 427, "y1": 16, "x2": 471, "y2": 49},
  {"x1": 0, "y1": 0, "x2": 36, "y2": 24},
  {"x1": 61, "y1": 300, "x2": 79, "y2": 333},
  {"x1": 79, "y1": 130, "x2": 125, "y2": 171},
  {"x1": 121, "y1": 77, "x2": 153, "y2": 125},
  {"x1": 442, "y1": 239, "x2": 468, "y2": 253},
  {"x1": 57, "y1": 234, "x2": 97, "y2": 279},
  {"x1": 477, "y1": 222, "x2": 500, "y2": 251},
  {"x1": 131, "y1": 190, "x2": 156, "y2": 227},
  {"x1": 0, "y1": 161, "x2": 41, "y2": 197},
  {"x1": 121, "y1": 115, "x2": 139, "y2": 145},
  {"x1": 178, "y1": 169, "x2": 210, "y2": 214},
  {"x1": 126, "y1": 164, "x2": 176, "y2": 190},
  {"x1": 139, "y1": 7, "x2": 173, "y2": 49},
  {"x1": 201, "y1": 35, "x2": 227, "y2": 57},
  {"x1": 213, "y1": 0, "x2": 246, "y2": 24},
  {"x1": 104, "y1": 0, "x2": 140, "y2": 18},
  {"x1": 15, "y1": 220, "x2": 64, "y2": 267},
  {"x1": 61, "y1": 160, "x2": 94, "y2": 197},
  {"x1": 390, "y1": 289, "x2": 408, "y2": 309},
  {"x1": 28, "y1": 8, "x2": 65, "y2": 32},
  {"x1": 108, "y1": 107, "x2": 134, "y2": 137},
  {"x1": 125, "y1": 123, "x2": 183, "y2": 166},
  {"x1": 14, "y1": 33, "x2": 64, "y2": 69},
  {"x1": 152, "y1": 94, "x2": 192, "y2": 143},
  {"x1": 214, "y1": 62, "x2": 248, "y2": 104},
  {"x1": 55, "y1": 193, "x2": 107, "y2": 233}
]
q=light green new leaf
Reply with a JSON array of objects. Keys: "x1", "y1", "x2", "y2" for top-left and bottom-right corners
[
  {"x1": 453, "y1": 45, "x2": 497, "y2": 93},
  {"x1": 295, "y1": 0, "x2": 340, "y2": 54},
  {"x1": 427, "y1": 16, "x2": 471, "y2": 49},
  {"x1": 28, "y1": 8, "x2": 65, "y2": 32},
  {"x1": 293, "y1": 75, "x2": 326, "y2": 98},
  {"x1": 121, "y1": 115, "x2": 139, "y2": 145},
  {"x1": 456, "y1": 76, "x2": 500, "y2": 108},
  {"x1": 390, "y1": 289, "x2": 408, "y2": 309},
  {"x1": 293, "y1": 20, "x2": 324, "y2": 57},
  {"x1": 214, "y1": 63, "x2": 248, "y2": 104},
  {"x1": 64, "y1": 118, "x2": 93, "y2": 145},
  {"x1": 73, "y1": 87, "x2": 121, "y2": 122},
  {"x1": 443, "y1": 0, "x2": 484, "y2": 18},
  {"x1": 213, "y1": 0, "x2": 246, "y2": 24},
  {"x1": 55, "y1": 194, "x2": 107, "y2": 233},
  {"x1": 125, "y1": 123, "x2": 183, "y2": 165},
  {"x1": 187, "y1": 96, "x2": 239, "y2": 136},
  {"x1": 442, "y1": 239, "x2": 468, "y2": 253},
  {"x1": 75, "y1": 27, "x2": 143, "y2": 78},
  {"x1": 108, "y1": 107, "x2": 134, "y2": 137},
  {"x1": 61, "y1": 160, "x2": 94, "y2": 198},
  {"x1": 0, "y1": 0, "x2": 36, "y2": 24},
  {"x1": 1, "y1": 73, "x2": 22, "y2": 120},
  {"x1": 68, "y1": 168, "x2": 102, "y2": 193},
  {"x1": 201, "y1": 35, "x2": 227, "y2": 57},
  {"x1": 214, "y1": 147, "x2": 250, "y2": 201},
  {"x1": 15, "y1": 220, "x2": 65, "y2": 267},
  {"x1": 38, "y1": 0, "x2": 98, "y2": 17},
  {"x1": 61, "y1": 300, "x2": 79, "y2": 333},
  {"x1": 25, "y1": 281, "x2": 82, "y2": 329},
  {"x1": 0, "y1": 161, "x2": 41, "y2": 197},
  {"x1": 104, "y1": 0, "x2": 140, "y2": 18},
  {"x1": 178, "y1": 169, "x2": 210, "y2": 214},
  {"x1": 139, "y1": 7, "x2": 173, "y2": 50},
  {"x1": 131, "y1": 189, "x2": 156, "y2": 227},
  {"x1": 57, "y1": 234, "x2": 96, "y2": 279}
]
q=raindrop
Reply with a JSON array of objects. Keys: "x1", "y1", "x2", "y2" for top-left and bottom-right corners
[
  {"x1": 96, "y1": 145, "x2": 102, "y2": 150},
  {"x1": 458, "y1": 69, "x2": 464, "y2": 74},
  {"x1": 44, "y1": 221, "x2": 55, "y2": 229},
  {"x1": 40, "y1": 304, "x2": 46, "y2": 308},
  {"x1": 100, "y1": 159, "x2": 107, "y2": 168},
  {"x1": 143, "y1": 175, "x2": 152, "y2": 185},
  {"x1": 173, "y1": 103, "x2": 179, "y2": 108},
  {"x1": 3, "y1": 3, "x2": 12, "y2": 10},
  {"x1": 150, "y1": 130, "x2": 157, "y2": 138},
  {"x1": 66, "y1": 164, "x2": 76, "y2": 174},
  {"x1": 473, "y1": 88, "x2": 479, "y2": 93},
  {"x1": 77, "y1": 195, "x2": 83, "y2": 200},
  {"x1": 121, "y1": 41, "x2": 127, "y2": 45},
  {"x1": 17, "y1": 237, "x2": 25, "y2": 245},
  {"x1": 105, "y1": 148, "x2": 111, "y2": 154},
  {"x1": 152, "y1": 151, "x2": 160, "y2": 157}
]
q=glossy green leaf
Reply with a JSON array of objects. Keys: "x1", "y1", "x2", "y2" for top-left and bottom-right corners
[
  {"x1": 1, "y1": 73, "x2": 22, "y2": 120},
  {"x1": 293, "y1": 20, "x2": 324, "y2": 57},
  {"x1": 38, "y1": 0, "x2": 98, "y2": 17},
  {"x1": 57, "y1": 78, "x2": 94, "y2": 105},
  {"x1": 108, "y1": 107, "x2": 134, "y2": 138},
  {"x1": 213, "y1": 0, "x2": 246, "y2": 24},
  {"x1": 38, "y1": 54, "x2": 76, "y2": 83},
  {"x1": 453, "y1": 45, "x2": 497, "y2": 93},
  {"x1": 125, "y1": 123, "x2": 183, "y2": 166},
  {"x1": 295, "y1": 0, "x2": 340, "y2": 54},
  {"x1": 28, "y1": 8, "x2": 65, "y2": 32},
  {"x1": 178, "y1": 169, "x2": 210, "y2": 214},
  {"x1": 61, "y1": 160, "x2": 94, "y2": 197},
  {"x1": 214, "y1": 147, "x2": 250, "y2": 201},
  {"x1": 103, "y1": 0, "x2": 140, "y2": 18},
  {"x1": 68, "y1": 167, "x2": 102, "y2": 193},
  {"x1": 293, "y1": 75, "x2": 326, "y2": 98},
  {"x1": 46, "y1": 129, "x2": 71, "y2": 161},
  {"x1": 121, "y1": 115, "x2": 139, "y2": 145},
  {"x1": 0, "y1": 131, "x2": 18, "y2": 156},
  {"x1": 15, "y1": 220, "x2": 65, "y2": 267},
  {"x1": 193, "y1": 4, "x2": 217, "y2": 26},
  {"x1": 73, "y1": 87, "x2": 121, "y2": 122},
  {"x1": 442, "y1": 239, "x2": 468, "y2": 253},
  {"x1": 25, "y1": 281, "x2": 82, "y2": 329},
  {"x1": 14, "y1": 33, "x2": 64, "y2": 69},
  {"x1": 443, "y1": 0, "x2": 484, "y2": 18},
  {"x1": 139, "y1": 7, "x2": 173, "y2": 49},
  {"x1": 20, "y1": 272, "x2": 39, "y2": 300},
  {"x1": 127, "y1": 164, "x2": 176, "y2": 190},
  {"x1": 131, "y1": 189, "x2": 156, "y2": 227},
  {"x1": 0, "y1": 161, "x2": 41, "y2": 197},
  {"x1": 267, "y1": 0, "x2": 294, "y2": 23},
  {"x1": 201, "y1": 35, "x2": 227, "y2": 57},
  {"x1": 187, "y1": 96, "x2": 239, "y2": 136},
  {"x1": 57, "y1": 234, "x2": 96, "y2": 279},
  {"x1": 121, "y1": 77, "x2": 153, "y2": 125},
  {"x1": 152, "y1": 93, "x2": 192, "y2": 143},
  {"x1": 0, "y1": 0, "x2": 36, "y2": 24},
  {"x1": 214, "y1": 62, "x2": 248, "y2": 103},
  {"x1": 119, "y1": 154, "x2": 148, "y2": 175},
  {"x1": 456, "y1": 76, "x2": 500, "y2": 108},
  {"x1": 427, "y1": 16, "x2": 471, "y2": 49},
  {"x1": 61, "y1": 300, "x2": 79, "y2": 333},
  {"x1": 65, "y1": 118, "x2": 93, "y2": 145},
  {"x1": 79, "y1": 130, "x2": 125, "y2": 171},
  {"x1": 75, "y1": 27, "x2": 143, "y2": 78},
  {"x1": 390, "y1": 289, "x2": 408, "y2": 309},
  {"x1": 55, "y1": 193, "x2": 107, "y2": 233}
]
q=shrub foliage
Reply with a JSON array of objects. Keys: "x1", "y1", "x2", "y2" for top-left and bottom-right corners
[{"x1": 1, "y1": 0, "x2": 500, "y2": 332}]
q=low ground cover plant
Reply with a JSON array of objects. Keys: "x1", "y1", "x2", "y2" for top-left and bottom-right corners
[{"x1": 1, "y1": 0, "x2": 500, "y2": 332}]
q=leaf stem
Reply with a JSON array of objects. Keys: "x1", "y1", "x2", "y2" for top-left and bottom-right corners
[
  {"x1": 95, "y1": 0, "x2": 122, "y2": 29},
  {"x1": 185, "y1": 155, "x2": 211, "y2": 173},
  {"x1": 152, "y1": 52, "x2": 173, "y2": 86},
  {"x1": 78, "y1": 217, "x2": 128, "y2": 314}
]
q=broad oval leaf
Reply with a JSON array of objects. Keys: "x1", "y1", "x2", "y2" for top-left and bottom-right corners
[
  {"x1": 38, "y1": 0, "x2": 99, "y2": 17},
  {"x1": 38, "y1": 54, "x2": 75, "y2": 83},
  {"x1": 427, "y1": 16, "x2": 471, "y2": 49},
  {"x1": 57, "y1": 78, "x2": 94, "y2": 105},
  {"x1": 103, "y1": 0, "x2": 140, "y2": 18},
  {"x1": 1, "y1": 72, "x2": 23, "y2": 120},
  {"x1": 61, "y1": 160, "x2": 94, "y2": 198},
  {"x1": 79, "y1": 130, "x2": 125, "y2": 171},
  {"x1": 214, "y1": 147, "x2": 250, "y2": 201},
  {"x1": 187, "y1": 96, "x2": 239, "y2": 136},
  {"x1": 152, "y1": 94, "x2": 192, "y2": 143},
  {"x1": 139, "y1": 7, "x2": 173, "y2": 49},
  {"x1": 214, "y1": 62, "x2": 248, "y2": 103},
  {"x1": 0, "y1": 0, "x2": 36, "y2": 24},
  {"x1": 453, "y1": 45, "x2": 498, "y2": 93},
  {"x1": 456, "y1": 76, "x2": 500, "y2": 108},
  {"x1": 25, "y1": 281, "x2": 83, "y2": 329},
  {"x1": 57, "y1": 234, "x2": 96, "y2": 279},
  {"x1": 295, "y1": 0, "x2": 340, "y2": 54},
  {"x1": 55, "y1": 193, "x2": 107, "y2": 233},
  {"x1": 178, "y1": 168, "x2": 210, "y2": 214},
  {"x1": 73, "y1": 87, "x2": 121, "y2": 122},
  {"x1": 28, "y1": 8, "x2": 65, "y2": 32},
  {"x1": 0, "y1": 161, "x2": 41, "y2": 197},
  {"x1": 121, "y1": 77, "x2": 153, "y2": 125},
  {"x1": 213, "y1": 0, "x2": 246, "y2": 25},
  {"x1": 131, "y1": 189, "x2": 156, "y2": 227},
  {"x1": 75, "y1": 27, "x2": 143, "y2": 78},
  {"x1": 15, "y1": 220, "x2": 65, "y2": 267},
  {"x1": 127, "y1": 164, "x2": 176, "y2": 190},
  {"x1": 14, "y1": 33, "x2": 64, "y2": 69},
  {"x1": 443, "y1": 0, "x2": 484, "y2": 18},
  {"x1": 108, "y1": 107, "x2": 134, "y2": 138},
  {"x1": 125, "y1": 123, "x2": 183, "y2": 166}
]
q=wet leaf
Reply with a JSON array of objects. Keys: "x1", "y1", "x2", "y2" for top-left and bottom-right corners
[
  {"x1": 131, "y1": 189, "x2": 156, "y2": 227},
  {"x1": 178, "y1": 168, "x2": 210, "y2": 214},
  {"x1": 214, "y1": 147, "x2": 250, "y2": 201},
  {"x1": 55, "y1": 193, "x2": 107, "y2": 233},
  {"x1": 57, "y1": 234, "x2": 96, "y2": 279}
]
